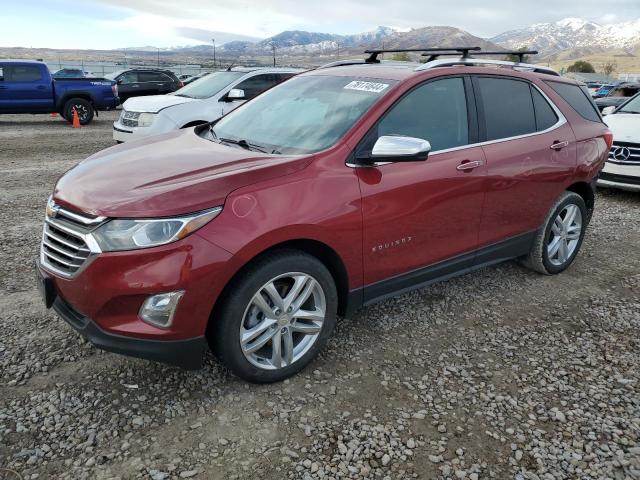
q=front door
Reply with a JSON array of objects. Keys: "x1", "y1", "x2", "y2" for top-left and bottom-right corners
[
  {"x1": 355, "y1": 76, "x2": 487, "y2": 300},
  {"x1": 0, "y1": 64, "x2": 53, "y2": 112}
]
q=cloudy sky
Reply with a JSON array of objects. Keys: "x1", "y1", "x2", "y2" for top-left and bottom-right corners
[{"x1": 2, "y1": 0, "x2": 639, "y2": 49}]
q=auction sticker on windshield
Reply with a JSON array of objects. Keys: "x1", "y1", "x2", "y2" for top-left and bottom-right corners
[{"x1": 343, "y1": 80, "x2": 390, "y2": 93}]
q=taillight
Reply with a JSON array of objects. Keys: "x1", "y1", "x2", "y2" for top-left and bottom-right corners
[
  {"x1": 178, "y1": 81, "x2": 184, "y2": 88},
  {"x1": 603, "y1": 131, "x2": 614, "y2": 151}
]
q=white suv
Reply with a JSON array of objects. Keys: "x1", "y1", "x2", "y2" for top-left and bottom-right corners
[
  {"x1": 599, "y1": 93, "x2": 640, "y2": 192},
  {"x1": 113, "y1": 67, "x2": 303, "y2": 143}
]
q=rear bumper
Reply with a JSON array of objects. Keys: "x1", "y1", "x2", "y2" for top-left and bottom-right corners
[{"x1": 52, "y1": 293, "x2": 206, "y2": 370}]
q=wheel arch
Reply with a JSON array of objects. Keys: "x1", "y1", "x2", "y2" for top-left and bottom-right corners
[
  {"x1": 566, "y1": 181, "x2": 595, "y2": 221},
  {"x1": 207, "y1": 238, "x2": 352, "y2": 339}
]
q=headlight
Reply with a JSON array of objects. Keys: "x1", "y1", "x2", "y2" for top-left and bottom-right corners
[
  {"x1": 137, "y1": 112, "x2": 156, "y2": 127},
  {"x1": 92, "y1": 207, "x2": 222, "y2": 252}
]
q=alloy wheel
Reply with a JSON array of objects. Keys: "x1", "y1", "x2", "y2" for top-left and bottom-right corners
[
  {"x1": 547, "y1": 203, "x2": 582, "y2": 266},
  {"x1": 240, "y1": 272, "x2": 326, "y2": 370}
]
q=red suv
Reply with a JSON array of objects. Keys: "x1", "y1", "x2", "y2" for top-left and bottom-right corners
[{"x1": 36, "y1": 50, "x2": 612, "y2": 382}]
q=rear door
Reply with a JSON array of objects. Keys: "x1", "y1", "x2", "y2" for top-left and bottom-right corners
[
  {"x1": 472, "y1": 75, "x2": 577, "y2": 249},
  {"x1": 117, "y1": 71, "x2": 140, "y2": 101},
  {"x1": 356, "y1": 76, "x2": 488, "y2": 297},
  {"x1": 138, "y1": 71, "x2": 174, "y2": 95},
  {"x1": 0, "y1": 64, "x2": 53, "y2": 112}
]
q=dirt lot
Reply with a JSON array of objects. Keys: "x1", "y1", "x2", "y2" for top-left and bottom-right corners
[{"x1": 0, "y1": 111, "x2": 639, "y2": 480}]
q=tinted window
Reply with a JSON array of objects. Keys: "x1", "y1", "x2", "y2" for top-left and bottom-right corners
[
  {"x1": 139, "y1": 71, "x2": 172, "y2": 82},
  {"x1": 0, "y1": 67, "x2": 3, "y2": 81},
  {"x1": 118, "y1": 71, "x2": 138, "y2": 84},
  {"x1": 6, "y1": 65, "x2": 42, "y2": 82},
  {"x1": 531, "y1": 87, "x2": 559, "y2": 131},
  {"x1": 273, "y1": 73, "x2": 295, "y2": 84},
  {"x1": 375, "y1": 77, "x2": 469, "y2": 151},
  {"x1": 545, "y1": 81, "x2": 601, "y2": 122},
  {"x1": 235, "y1": 74, "x2": 278, "y2": 100},
  {"x1": 173, "y1": 71, "x2": 244, "y2": 99},
  {"x1": 476, "y1": 77, "x2": 536, "y2": 141}
]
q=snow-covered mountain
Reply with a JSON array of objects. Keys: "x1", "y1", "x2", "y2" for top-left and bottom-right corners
[{"x1": 491, "y1": 17, "x2": 640, "y2": 56}]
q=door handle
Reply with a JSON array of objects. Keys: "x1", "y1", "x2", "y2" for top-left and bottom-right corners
[
  {"x1": 550, "y1": 141, "x2": 569, "y2": 150},
  {"x1": 456, "y1": 160, "x2": 483, "y2": 171}
]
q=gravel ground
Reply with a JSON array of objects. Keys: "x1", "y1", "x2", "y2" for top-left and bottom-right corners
[{"x1": 0, "y1": 111, "x2": 639, "y2": 480}]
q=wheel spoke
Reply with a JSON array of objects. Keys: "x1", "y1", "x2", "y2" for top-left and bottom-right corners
[
  {"x1": 242, "y1": 327, "x2": 278, "y2": 354},
  {"x1": 241, "y1": 317, "x2": 277, "y2": 345},
  {"x1": 293, "y1": 307, "x2": 325, "y2": 323},
  {"x1": 563, "y1": 205, "x2": 578, "y2": 227},
  {"x1": 567, "y1": 230, "x2": 580, "y2": 240},
  {"x1": 251, "y1": 292, "x2": 276, "y2": 319},
  {"x1": 548, "y1": 236, "x2": 562, "y2": 258},
  {"x1": 290, "y1": 320, "x2": 322, "y2": 334},
  {"x1": 558, "y1": 238, "x2": 570, "y2": 262},
  {"x1": 552, "y1": 217, "x2": 563, "y2": 235},
  {"x1": 283, "y1": 275, "x2": 309, "y2": 311},
  {"x1": 263, "y1": 282, "x2": 284, "y2": 310},
  {"x1": 292, "y1": 278, "x2": 317, "y2": 311},
  {"x1": 282, "y1": 328, "x2": 294, "y2": 365},
  {"x1": 270, "y1": 329, "x2": 283, "y2": 368}
]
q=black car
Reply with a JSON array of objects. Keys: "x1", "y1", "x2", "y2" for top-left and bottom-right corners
[
  {"x1": 106, "y1": 68, "x2": 183, "y2": 103},
  {"x1": 594, "y1": 82, "x2": 640, "y2": 111},
  {"x1": 52, "y1": 68, "x2": 91, "y2": 79}
]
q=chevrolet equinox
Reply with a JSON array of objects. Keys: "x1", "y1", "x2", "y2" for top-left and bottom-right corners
[{"x1": 36, "y1": 51, "x2": 612, "y2": 382}]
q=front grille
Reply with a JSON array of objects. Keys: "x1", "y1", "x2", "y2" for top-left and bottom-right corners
[
  {"x1": 120, "y1": 110, "x2": 140, "y2": 128},
  {"x1": 608, "y1": 141, "x2": 640, "y2": 165},
  {"x1": 40, "y1": 204, "x2": 105, "y2": 278}
]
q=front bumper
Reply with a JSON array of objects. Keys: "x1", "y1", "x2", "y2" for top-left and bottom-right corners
[
  {"x1": 52, "y1": 293, "x2": 206, "y2": 369},
  {"x1": 597, "y1": 162, "x2": 640, "y2": 192}
]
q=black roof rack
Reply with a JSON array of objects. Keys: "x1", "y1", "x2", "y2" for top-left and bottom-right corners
[
  {"x1": 421, "y1": 50, "x2": 539, "y2": 63},
  {"x1": 364, "y1": 47, "x2": 481, "y2": 63}
]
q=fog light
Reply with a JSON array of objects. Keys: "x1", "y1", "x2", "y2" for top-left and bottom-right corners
[{"x1": 139, "y1": 291, "x2": 185, "y2": 328}]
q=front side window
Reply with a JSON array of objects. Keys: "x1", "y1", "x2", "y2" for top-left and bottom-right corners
[
  {"x1": 119, "y1": 71, "x2": 138, "y2": 84},
  {"x1": 210, "y1": 75, "x2": 396, "y2": 154},
  {"x1": 476, "y1": 77, "x2": 536, "y2": 141},
  {"x1": 6, "y1": 65, "x2": 42, "y2": 82},
  {"x1": 371, "y1": 77, "x2": 469, "y2": 152},
  {"x1": 545, "y1": 81, "x2": 601, "y2": 122},
  {"x1": 234, "y1": 74, "x2": 278, "y2": 100}
]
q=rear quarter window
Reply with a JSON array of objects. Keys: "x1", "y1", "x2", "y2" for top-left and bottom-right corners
[{"x1": 545, "y1": 81, "x2": 601, "y2": 123}]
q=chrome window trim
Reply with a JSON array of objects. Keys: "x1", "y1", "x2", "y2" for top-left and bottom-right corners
[{"x1": 348, "y1": 81, "x2": 566, "y2": 168}]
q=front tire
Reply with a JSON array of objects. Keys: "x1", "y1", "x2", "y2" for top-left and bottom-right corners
[
  {"x1": 521, "y1": 191, "x2": 587, "y2": 275},
  {"x1": 211, "y1": 250, "x2": 338, "y2": 383}
]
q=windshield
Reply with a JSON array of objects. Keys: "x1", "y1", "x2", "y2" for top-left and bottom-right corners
[
  {"x1": 619, "y1": 93, "x2": 640, "y2": 113},
  {"x1": 210, "y1": 75, "x2": 396, "y2": 154},
  {"x1": 173, "y1": 71, "x2": 244, "y2": 99}
]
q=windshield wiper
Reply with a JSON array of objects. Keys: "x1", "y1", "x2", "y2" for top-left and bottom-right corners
[
  {"x1": 173, "y1": 93, "x2": 192, "y2": 98},
  {"x1": 218, "y1": 137, "x2": 268, "y2": 153}
]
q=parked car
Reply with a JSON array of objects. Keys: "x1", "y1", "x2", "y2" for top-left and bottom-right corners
[
  {"x1": 593, "y1": 83, "x2": 615, "y2": 98},
  {"x1": 105, "y1": 68, "x2": 183, "y2": 103},
  {"x1": 594, "y1": 82, "x2": 640, "y2": 111},
  {"x1": 598, "y1": 92, "x2": 640, "y2": 191},
  {"x1": 0, "y1": 59, "x2": 119, "y2": 124},
  {"x1": 585, "y1": 82, "x2": 604, "y2": 97},
  {"x1": 52, "y1": 68, "x2": 92, "y2": 79},
  {"x1": 113, "y1": 67, "x2": 302, "y2": 143},
  {"x1": 37, "y1": 54, "x2": 611, "y2": 382},
  {"x1": 178, "y1": 74, "x2": 192, "y2": 81}
]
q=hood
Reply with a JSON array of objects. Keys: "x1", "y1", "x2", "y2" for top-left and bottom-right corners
[
  {"x1": 53, "y1": 129, "x2": 312, "y2": 218},
  {"x1": 604, "y1": 113, "x2": 640, "y2": 143},
  {"x1": 122, "y1": 94, "x2": 195, "y2": 113}
]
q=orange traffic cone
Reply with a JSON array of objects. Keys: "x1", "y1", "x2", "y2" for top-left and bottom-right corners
[
  {"x1": 51, "y1": 112, "x2": 58, "y2": 118},
  {"x1": 71, "y1": 108, "x2": 81, "y2": 128}
]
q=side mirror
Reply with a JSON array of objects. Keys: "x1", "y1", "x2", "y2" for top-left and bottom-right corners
[
  {"x1": 369, "y1": 135, "x2": 431, "y2": 162},
  {"x1": 602, "y1": 106, "x2": 616, "y2": 116},
  {"x1": 226, "y1": 88, "x2": 245, "y2": 101},
  {"x1": 117, "y1": 79, "x2": 123, "y2": 85}
]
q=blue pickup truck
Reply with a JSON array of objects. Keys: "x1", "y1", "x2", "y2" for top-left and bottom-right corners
[{"x1": 0, "y1": 60, "x2": 119, "y2": 125}]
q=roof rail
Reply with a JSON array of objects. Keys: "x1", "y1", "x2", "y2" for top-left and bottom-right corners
[
  {"x1": 364, "y1": 47, "x2": 481, "y2": 63},
  {"x1": 421, "y1": 49, "x2": 538, "y2": 62},
  {"x1": 415, "y1": 57, "x2": 559, "y2": 77}
]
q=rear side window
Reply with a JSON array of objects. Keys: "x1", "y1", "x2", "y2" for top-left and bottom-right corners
[
  {"x1": 376, "y1": 77, "x2": 469, "y2": 151},
  {"x1": 545, "y1": 81, "x2": 601, "y2": 122},
  {"x1": 476, "y1": 77, "x2": 536, "y2": 141},
  {"x1": 6, "y1": 65, "x2": 42, "y2": 82},
  {"x1": 531, "y1": 87, "x2": 559, "y2": 131}
]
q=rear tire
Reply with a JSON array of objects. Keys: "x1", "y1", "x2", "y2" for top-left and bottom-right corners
[
  {"x1": 210, "y1": 250, "x2": 338, "y2": 383},
  {"x1": 520, "y1": 191, "x2": 587, "y2": 275},
  {"x1": 63, "y1": 98, "x2": 94, "y2": 125}
]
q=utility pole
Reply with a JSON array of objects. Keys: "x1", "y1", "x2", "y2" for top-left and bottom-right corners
[
  {"x1": 212, "y1": 38, "x2": 216, "y2": 68},
  {"x1": 157, "y1": 48, "x2": 160, "y2": 67},
  {"x1": 337, "y1": 42, "x2": 340, "y2": 58},
  {"x1": 271, "y1": 42, "x2": 276, "y2": 67}
]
